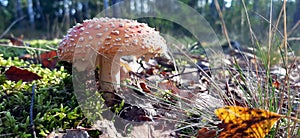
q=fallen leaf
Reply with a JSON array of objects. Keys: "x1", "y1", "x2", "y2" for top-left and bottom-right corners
[
  {"x1": 40, "y1": 50, "x2": 58, "y2": 69},
  {"x1": 196, "y1": 127, "x2": 216, "y2": 138},
  {"x1": 272, "y1": 80, "x2": 280, "y2": 89},
  {"x1": 215, "y1": 106, "x2": 282, "y2": 138},
  {"x1": 158, "y1": 80, "x2": 180, "y2": 94},
  {"x1": 8, "y1": 34, "x2": 27, "y2": 46},
  {"x1": 5, "y1": 66, "x2": 42, "y2": 82},
  {"x1": 140, "y1": 81, "x2": 151, "y2": 93}
]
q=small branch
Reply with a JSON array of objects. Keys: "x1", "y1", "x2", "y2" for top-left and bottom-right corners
[
  {"x1": 214, "y1": 0, "x2": 232, "y2": 48},
  {"x1": 0, "y1": 44, "x2": 50, "y2": 52},
  {"x1": 282, "y1": 0, "x2": 292, "y2": 136},
  {"x1": 267, "y1": 0, "x2": 273, "y2": 72},
  {"x1": 274, "y1": 4, "x2": 284, "y2": 33},
  {"x1": 241, "y1": 0, "x2": 258, "y2": 45},
  {"x1": 287, "y1": 37, "x2": 300, "y2": 41},
  {"x1": 287, "y1": 20, "x2": 300, "y2": 36},
  {"x1": 0, "y1": 133, "x2": 14, "y2": 137},
  {"x1": 255, "y1": 13, "x2": 284, "y2": 38},
  {"x1": 0, "y1": 15, "x2": 27, "y2": 39},
  {"x1": 30, "y1": 84, "x2": 36, "y2": 138},
  {"x1": 279, "y1": 19, "x2": 300, "y2": 49},
  {"x1": 266, "y1": 0, "x2": 274, "y2": 108},
  {"x1": 76, "y1": 117, "x2": 87, "y2": 128}
]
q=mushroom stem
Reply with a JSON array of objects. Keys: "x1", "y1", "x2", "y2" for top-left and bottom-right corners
[{"x1": 98, "y1": 55, "x2": 121, "y2": 92}]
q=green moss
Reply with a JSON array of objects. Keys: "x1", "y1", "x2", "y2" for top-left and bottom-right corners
[{"x1": 0, "y1": 54, "x2": 91, "y2": 137}]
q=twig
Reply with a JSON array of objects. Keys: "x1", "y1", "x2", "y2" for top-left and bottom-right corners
[
  {"x1": 266, "y1": 0, "x2": 274, "y2": 108},
  {"x1": 30, "y1": 84, "x2": 37, "y2": 138},
  {"x1": 282, "y1": 0, "x2": 291, "y2": 136},
  {"x1": 287, "y1": 37, "x2": 300, "y2": 41},
  {"x1": 279, "y1": 19, "x2": 300, "y2": 49},
  {"x1": 254, "y1": 12, "x2": 297, "y2": 55},
  {"x1": 214, "y1": 0, "x2": 232, "y2": 48},
  {"x1": 273, "y1": 0, "x2": 292, "y2": 136},
  {"x1": 0, "y1": 15, "x2": 27, "y2": 39},
  {"x1": 76, "y1": 117, "x2": 87, "y2": 128},
  {"x1": 273, "y1": 4, "x2": 284, "y2": 33},
  {"x1": 255, "y1": 12, "x2": 284, "y2": 38},
  {"x1": 0, "y1": 133, "x2": 14, "y2": 137},
  {"x1": 267, "y1": 0, "x2": 273, "y2": 72},
  {"x1": 241, "y1": 0, "x2": 259, "y2": 45},
  {"x1": 0, "y1": 43, "x2": 50, "y2": 52},
  {"x1": 287, "y1": 20, "x2": 300, "y2": 36},
  {"x1": 240, "y1": 0, "x2": 262, "y2": 90}
]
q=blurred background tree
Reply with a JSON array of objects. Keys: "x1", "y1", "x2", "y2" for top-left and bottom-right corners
[{"x1": 0, "y1": 0, "x2": 298, "y2": 49}]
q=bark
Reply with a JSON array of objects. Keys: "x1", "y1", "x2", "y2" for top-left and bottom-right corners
[
  {"x1": 63, "y1": 0, "x2": 70, "y2": 29},
  {"x1": 27, "y1": 0, "x2": 34, "y2": 27},
  {"x1": 140, "y1": 0, "x2": 144, "y2": 13},
  {"x1": 82, "y1": 1, "x2": 90, "y2": 19},
  {"x1": 103, "y1": 0, "x2": 109, "y2": 16},
  {"x1": 16, "y1": 0, "x2": 23, "y2": 18},
  {"x1": 35, "y1": 0, "x2": 43, "y2": 21}
]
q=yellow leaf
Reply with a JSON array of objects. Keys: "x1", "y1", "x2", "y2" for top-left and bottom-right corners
[{"x1": 215, "y1": 106, "x2": 282, "y2": 138}]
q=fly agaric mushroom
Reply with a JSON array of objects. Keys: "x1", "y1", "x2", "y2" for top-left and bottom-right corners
[{"x1": 57, "y1": 17, "x2": 166, "y2": 91}]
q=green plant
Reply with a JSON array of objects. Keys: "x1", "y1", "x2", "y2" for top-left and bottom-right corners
[
  {"x1": 0, "y1": 39, "x2": 60, "y2": 59},
  {"x1": 0, "y1": 55, "x2": 92, "y2": 137}
]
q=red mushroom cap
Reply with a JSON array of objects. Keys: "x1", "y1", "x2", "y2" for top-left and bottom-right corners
[{"x1": 57, "y1": 17, "x2": 166, "y2": 62}]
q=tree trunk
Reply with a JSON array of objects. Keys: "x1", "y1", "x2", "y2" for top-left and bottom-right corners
[
  {"x1": 294, "y1": 0, "x2": 300, "y2": 24},
  {"x1": 63, "y1": 0, "x2": 70, "y2": 29},
  {"x1": 27, "y1": 0, "x2": 34, "y2": 27},
  {"x1": 83, "y1": 1, "x2": 90, "y2": 19},
  {"x1": 103, "y1": 0, "x2": 109, "y2": 16},
  {"x1": 14, "y1": 0, "x2": 24, "y2": 28},
  {"x1": 112, "y1": 0, "x2": 123, "y2": 17},
  {"x1": 141, "y1": 0, "x2": 144, "y2": 13},
  {"x1": 35, "y1": 0, "x2": 43, "y2": 21},
  {"x1": 134, "y1": 0, "x2": 139, "y2": 13},
  {"x1": 16, "y1": 0, "x2": 23, "y2": 18}
]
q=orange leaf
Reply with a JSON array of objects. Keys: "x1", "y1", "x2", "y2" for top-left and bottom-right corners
[
  {"x1": 215, "y1": 106, "x2": 282, "y2": 138},
  {"x1": 40, "y1": 50, "x2": 58, "y2": 69},
  {"x1": 272, "y1": 80, "x2": 280, "y2": 89},
  {"x1": 140, "y1": 82, "x2": 151, "y2": 93}
]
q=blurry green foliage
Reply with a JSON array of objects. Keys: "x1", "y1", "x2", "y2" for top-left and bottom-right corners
[{"x1": 0, "y1": 39, "x2": 60, "y2": 59}]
